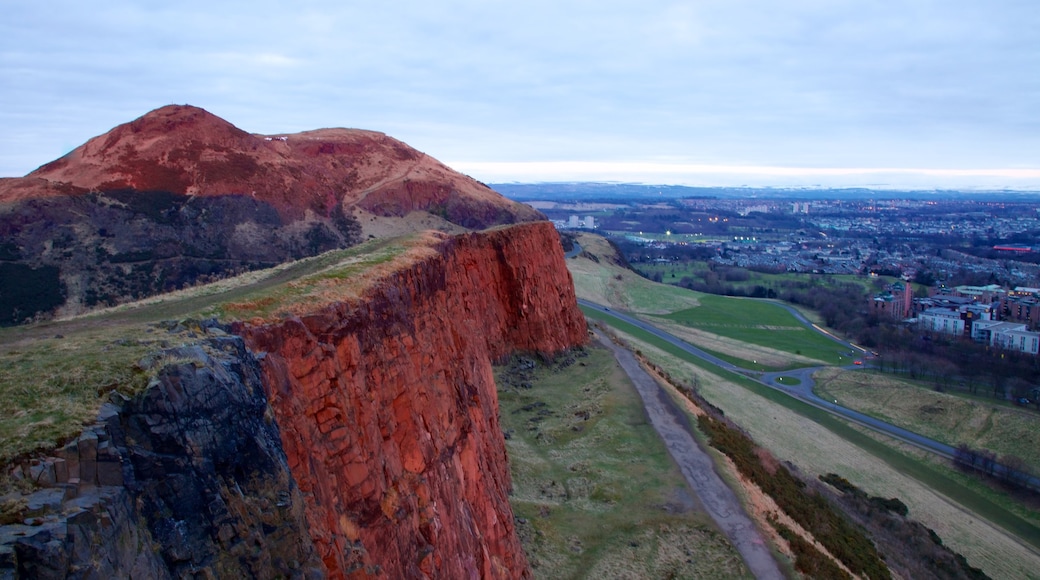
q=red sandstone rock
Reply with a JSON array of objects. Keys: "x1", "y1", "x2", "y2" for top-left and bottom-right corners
[{"x1": 238, "y1": 222, "x2": 586, "y2": 579}]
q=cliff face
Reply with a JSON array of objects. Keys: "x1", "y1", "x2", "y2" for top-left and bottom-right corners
[
  {"x1": 1, "y1": 330, "x2": 321, "y2": 578},
  {"x1": 1, "y1": 221, "x2": 586, "y2": 578},
  {"x1": 239, "y1": 221, "x2": 587, "y2": 578}
]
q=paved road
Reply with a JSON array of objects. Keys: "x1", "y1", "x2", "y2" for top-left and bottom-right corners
[
  {"x1": 580, "y1": 298, "x2": 1040, "y2": 490},
  {"x1": 595, "y1": 330, "x2": 783, "y2": 580},
  {"x1": 579, "y1": 298, "x2": 950, "y2": 454}
]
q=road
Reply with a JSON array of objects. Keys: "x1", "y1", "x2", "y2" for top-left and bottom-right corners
[
  {"x1": 594, "y1": 329, "x2": 783, "y2": 580},
  {"x1": 578, "y1": 298, "x2": 1040, "y2": 490},
  {"x1": 579, "y1": 298, "x2": 954, "y2": 455}
]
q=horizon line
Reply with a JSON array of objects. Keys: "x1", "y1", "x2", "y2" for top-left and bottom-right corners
[{"x1": 447, "y1": 161, "x2": 1040, "y2": 190}]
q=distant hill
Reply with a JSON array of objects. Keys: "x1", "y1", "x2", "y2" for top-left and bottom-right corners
[
  {"x1": 491, "y1": 181, "x2": 1039, "y2": 201},
  {"x1": 0, "y1": 105, "x2": 543, "y2": 323}
]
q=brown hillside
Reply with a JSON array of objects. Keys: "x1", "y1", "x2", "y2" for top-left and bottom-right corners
[{"x1": 1, "y1": 104, "x2": 541, "y2": 226}]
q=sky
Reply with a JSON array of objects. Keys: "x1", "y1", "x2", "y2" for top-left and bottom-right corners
[{"x1": 2, "y1": 1, "x2": 1039, "y2": 190}]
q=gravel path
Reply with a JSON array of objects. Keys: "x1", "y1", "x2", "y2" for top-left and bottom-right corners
[{"x1": 595, "y1": 330, "x2": 784, "y2": 580}]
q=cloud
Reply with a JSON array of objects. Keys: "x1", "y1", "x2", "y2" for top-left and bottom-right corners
[{"x1": 1, "y1": 0, "x2": 1037, "y2": 188}]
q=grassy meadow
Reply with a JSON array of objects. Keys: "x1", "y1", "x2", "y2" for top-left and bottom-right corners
[
  {"x1": 814, "y1": 368, "x2": 1040, "y2": 474},
  {"x1": 495, "y1": 346, "x2": 750, "y2": 579},
  {"x1": 636, "y1": 260, "x2": 911, "y2": 296},
  {"x1": 567, "y1": 233, "x2": 1040, "y2": 579}
]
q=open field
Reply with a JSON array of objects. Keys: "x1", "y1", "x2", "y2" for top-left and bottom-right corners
[
  {"x1": 603, "y1": 323, "x2": 1040, "y2": 579},
  {"x1": 650, "y1": 319, "x2": 828, "y2": 370},
  {"x1": 814, "y1": 368, "x2": 1040, "y2": 474},
  {"x1": 568, "y1": 235, "x2": 853, "y2": 367},
  {"x1": 568, "y1": 235, "x2": 1040, "y2": 578},
  {"x1": 495, "y1": 346, "x2": 750, "y2": 579},
  {"x1": 636, "y1": 260, "x2": 911, "y2": 295},
  {"x1": 660, "y1": 295, "x2": 851, "y2": 366}
]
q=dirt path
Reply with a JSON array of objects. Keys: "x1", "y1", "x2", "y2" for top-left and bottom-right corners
[{"x1": 595, "y1": 330, "x2": 784, "y2": 580}]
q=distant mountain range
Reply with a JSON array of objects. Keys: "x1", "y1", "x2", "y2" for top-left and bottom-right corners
[{"x1": 491, "y1": 182, "x2": 1040, "y2": 201}]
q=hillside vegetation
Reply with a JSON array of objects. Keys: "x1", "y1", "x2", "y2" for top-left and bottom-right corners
[
  {"x1": 566, "y1": 232, "x2": 1040, "y2": 579},
  {"x1": 0, "y1": 234, "x2": 421, "y2": 464},
  {"x1": 495, "y1": 346, "x2": 750, "y2": 579}
]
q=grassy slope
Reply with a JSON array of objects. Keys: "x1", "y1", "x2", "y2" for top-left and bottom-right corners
[
  {"x1": 496, "y1": 347, "x2": 751, "y2": 579},
  {"x1": 0, "y1": 234, "x2": 421, "y2": 463},
  {"x1": 567, "y1": 233, "x2": 1040, "y2": 579},
  {"x1": 815, "y1": 367, "x2": 1040, "y2": 474}
]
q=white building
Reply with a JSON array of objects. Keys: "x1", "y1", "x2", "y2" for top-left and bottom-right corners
[
  {"x1": 971, "y1": 320, "x2": 1040, "y2": 355},
  {"x1": 919, "y1": 308, "x2": 965, "y2": 336},
  {"x1": 568, "y1": 215, "x2": 580, "y2": 228},
  {"x1": 583, "y1": 216, "x2": 595, "y2": 229}
]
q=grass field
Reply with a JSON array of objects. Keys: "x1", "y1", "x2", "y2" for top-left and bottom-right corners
[
  {"x1": 636, "y1": 260, "x2": 911, "y2": 295},
  {"x1": 814, "y1": 368, "x2": 1040, "y2": 474},
  {"x1": 568, "y1": 234, "x2": 1040, "y2": 579},
  {"x1": 659, "y1": 295, "x2": 851, "y2": 367},
  {"x1": 594, "y1": 317, "x2": 1040, "y2": 580},
  {"x1": 495, "y1": 346, "x2": 750, "y2": 579},
  {"x1": 568, "y1": 234, "x2": 701, "y2": 314},
  {"x1": 569, "y1": 235, "x2": 856, "y2": 368}
]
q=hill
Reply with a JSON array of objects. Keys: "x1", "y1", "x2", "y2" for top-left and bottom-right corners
[{"x1": 0, "y1": 105, "x2": 542, "y2": 322}]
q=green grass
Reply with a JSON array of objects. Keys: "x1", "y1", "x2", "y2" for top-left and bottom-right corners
[
  {"x1": 581, "y1": 305, "x2": 1040, "y2": 552},
  {"x1": 776, "y1": 376, "x2": 802, "y2": 386},
  {"x1": 0, "y1": 234, "x2": 422, "y2": 465},
  {"x1": 0, "y1": 328, "x2": 155, "y2": 462},
  {"x1": 658, "y1": 295, "x2": 852, "y2": 365},
  {"x1": 496, "y1": 346, "x2": 750, "y2": 579},
  {"x1": 637, "y1": 261, "x2": 911, "y2": 295}
]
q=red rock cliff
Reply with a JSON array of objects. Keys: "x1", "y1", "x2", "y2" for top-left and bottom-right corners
[{"x1": 238, "y1": 221, "x2": 587, "y2": 578}]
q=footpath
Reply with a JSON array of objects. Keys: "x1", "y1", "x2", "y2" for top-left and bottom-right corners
[{"x1": 594, "y1": 330, "x2": 784, "y2": 580}]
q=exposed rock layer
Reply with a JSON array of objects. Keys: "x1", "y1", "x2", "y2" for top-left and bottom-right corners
[{"x1": 240, "y1": 221, "x2": 587, "y2": 578}]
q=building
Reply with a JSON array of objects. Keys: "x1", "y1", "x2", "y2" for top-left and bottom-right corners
[
  {"x1": 953, "y1": 284, "x2": 1005, "y2": 302},
  {"x1": 919, "y1": 307, "x2": 966, "y2": 336},
  {"x1": 972, "y1": 320, "x2": 1040, "y2": 355},
  {"x1": 1002, "y1": 288, "x2": 1040, "y2": 329},
  {"x1": 871, "y1": 281, "x2": 912, "y2": 320},
  {"x1": 568, "y1": 215, "x2": 580, "y2": 228},
  {"x1": 583, "y1": 216, "x2": 595, "y2": 229}
]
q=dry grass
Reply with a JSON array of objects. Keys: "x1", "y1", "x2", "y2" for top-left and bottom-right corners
[
  {"x1": 814, "y1": 368, "x2": 1040, "y2": 474},
  {"x1": 0, "y1": 327, "x2": 156, "y2": 463},
  {"x1": 0, "y1": 230, "x2": 448, "y2": 465},
  {"x1": 204, "y1": 232, "x2": 441, "y2": 321},
  {"x1": 497, "y1": 346, "x2": 750, "y2": 579},
  {"x1": 608, "y1": 328, "x2": 1040, "y2": 580},
  {"x1": 352, "y1": 207, "x2": 469, "y2": 239},
  {"x1": 567, "y1": 233, "x2": 700, "y2": 314}
]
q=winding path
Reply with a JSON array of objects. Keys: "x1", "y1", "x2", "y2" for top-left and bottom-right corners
[{"x1": 594, "y1": 329, "x2": 784, "y2": 580}]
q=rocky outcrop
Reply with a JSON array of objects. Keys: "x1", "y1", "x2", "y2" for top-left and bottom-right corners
[
  {"x1": 239, "y1": 221, "x2": 587, "y2": 578},
  {"x1": 1, "y1": 328, "x2": 322, "y2": 578}
]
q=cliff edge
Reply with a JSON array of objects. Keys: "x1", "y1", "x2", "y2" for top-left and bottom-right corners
[
  {"x1": 240, "y1": 221, "x2": 587, "y2": 578},
  {"x1": 1, "y1": 221, "x2": 587, "y2": 578}
]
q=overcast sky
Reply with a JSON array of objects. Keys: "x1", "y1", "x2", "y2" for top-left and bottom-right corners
[{"x1": 3, "y1": 1, "x2": 1039, "y2": 189}]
